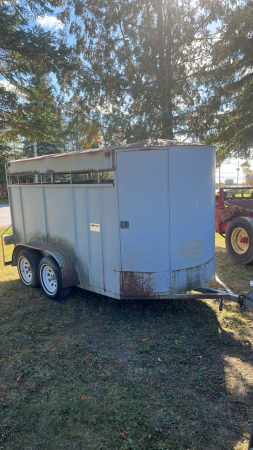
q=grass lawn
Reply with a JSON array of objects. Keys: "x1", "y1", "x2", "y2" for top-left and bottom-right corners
[
  {"x1": 0, "y1": 199, "x2": 9, "y2": 204},
  {"x1": 0, "y1": 230, "x2": 253, "y2": 450}
]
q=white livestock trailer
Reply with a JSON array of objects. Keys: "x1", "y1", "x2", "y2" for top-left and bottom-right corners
[
  {"x1": 2, "y1": 140, "x2": 219, "y2": 301},
  {"x1": 2, "y1": 139, "x2": 222, "y2": 302}
]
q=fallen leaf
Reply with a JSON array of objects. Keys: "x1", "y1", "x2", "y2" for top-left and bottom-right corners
[
  {"x1": 80, "y1": 416, "x2": 88, "y2": 423},
  {"x1": 36, "y1": 297, "x2": 44, "y2": 302},
  {"x1": 119, "y1": 428, "x2": 128, "y2": 439},
  {"x1": 0, "y1": 392, "x2": 7, "y2": 401},
  {"x1": 147, "y1": 405, "x2": 151, "y2": 409},
  {"x1": 98, "y1": 364, "x2": 102, "y2": 370},
  {"x1": 142, "y1": 338, "x2": 149, "y2": 342},
  {"x1": 16, "y1": 374, "x2": 23, "y2": 382},
  {"x1": 81, "y1": 310, "x2": 86, "y2": 314},
  {"x1": 81, "y1": 395, "x2": 90, "y2": 400},
  {"x1": 41, "y1": 387, "x2": 50, "y2": 393}
]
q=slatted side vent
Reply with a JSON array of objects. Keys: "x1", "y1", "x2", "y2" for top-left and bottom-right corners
[{"x1": 7, "y1": 171, "x2": 114, "y2": 185}]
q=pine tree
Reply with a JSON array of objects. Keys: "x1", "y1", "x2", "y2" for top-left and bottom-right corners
[
  {"x1": 18, "y1": 76, "x2": 67, "y2": 155},
  {"x1": 192, "y1": 1, "x2": 253, "y2": 162},
  {"x1": 0, "y1": 1, "x2": 74, "y2": 147},
  {"x1": 62, "y1": 0, "x2": 226, "y2": 144},
  {"x1": 64, "y1": 95, "x2": 101, "y2": 151}
]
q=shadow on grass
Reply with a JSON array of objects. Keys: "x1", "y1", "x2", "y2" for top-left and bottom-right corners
[{"x1": 0, "y1": 280, "x2": 253, "y2": 450}]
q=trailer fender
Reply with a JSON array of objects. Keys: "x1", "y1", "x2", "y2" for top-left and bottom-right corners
[{"x1": 12, "y1": 241, "x2": 80, "y2": 288}]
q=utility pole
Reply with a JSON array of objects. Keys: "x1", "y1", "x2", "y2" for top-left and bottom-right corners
[
  {"x1": 34, "y1": 141, "x2": 38, "y2": 183},
  {"x1": 237, "y1": 153, "x2": 239, "y2": 187}
]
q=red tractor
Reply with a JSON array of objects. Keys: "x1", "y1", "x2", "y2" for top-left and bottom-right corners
[{"x1": 216, "y1": 187, "x2": 253, "y2": 263}]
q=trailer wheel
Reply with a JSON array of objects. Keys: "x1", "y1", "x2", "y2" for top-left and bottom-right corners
[
  {"x1": 225, "y1": 217, "x2": 253, "y2": 264},
  {"x1": 39, "y1": 256, "x2": 71, "y2": 300},
  {"x1": 17, "y1": 249, "x2": 41, "y2": 288}
]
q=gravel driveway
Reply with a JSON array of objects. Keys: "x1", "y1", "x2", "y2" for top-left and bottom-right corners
[{"x1": 0, "y1": 204, "x2": 11, "y2": 227}]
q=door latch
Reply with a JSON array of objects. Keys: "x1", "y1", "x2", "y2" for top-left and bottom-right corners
[{"x1": 120, "y1": 221, "x2": 129, "y2": 229}]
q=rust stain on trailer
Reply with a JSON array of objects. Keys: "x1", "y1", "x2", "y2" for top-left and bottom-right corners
[
  {"x1": 121, "y1": 271, "x2": 154, "y2": 293},
  {"x1": 120, "y1": 271, "x2": 168, "y2": 294}
]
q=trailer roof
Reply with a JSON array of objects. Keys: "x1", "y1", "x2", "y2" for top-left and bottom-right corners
[{"x1": 6, "y1": 140, "x2": 210, "y2": 175}]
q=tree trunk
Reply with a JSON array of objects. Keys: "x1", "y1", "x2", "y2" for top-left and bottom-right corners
[{"x1": 157, "y1": 0, "x2": 174, "y2": 140}]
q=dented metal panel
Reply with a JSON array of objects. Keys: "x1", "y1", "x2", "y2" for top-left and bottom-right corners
[{"x1": 171, "y1": 258, "x2": 215, "y2": 294}]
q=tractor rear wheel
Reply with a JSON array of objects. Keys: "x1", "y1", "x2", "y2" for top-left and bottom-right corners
[{"x1": 225, "y1": 216, "x2": 253, "y2": 264}]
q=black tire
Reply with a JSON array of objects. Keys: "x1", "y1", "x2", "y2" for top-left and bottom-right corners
[
  {"x1": 17, "y1": 249, "x2": 41, "y2": 288},
  {"x1": 38, "y1": 256, "x2": 71, "y2": 300},
  {"x1": 225, "y1": 216, "x2": 253, "y2": 264}
]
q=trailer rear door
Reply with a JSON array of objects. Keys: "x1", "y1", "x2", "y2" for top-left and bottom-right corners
[{"x1": 116, "y1": 149, "x2": 170, "y2": 292}]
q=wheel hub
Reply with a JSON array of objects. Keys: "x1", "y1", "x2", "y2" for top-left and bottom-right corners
[
  {"x1": 19, "y1": 258, "x2": 32, "y2": 283},
  {"x1": 231, "y1": 227, "x2": 249, "y2": 254},
  {"x1": 240, "y1": 236, "x2": 249, "y2": 244},
  {"x1": 41, "y1": 265, "x2": 57, "y2": 294}
]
